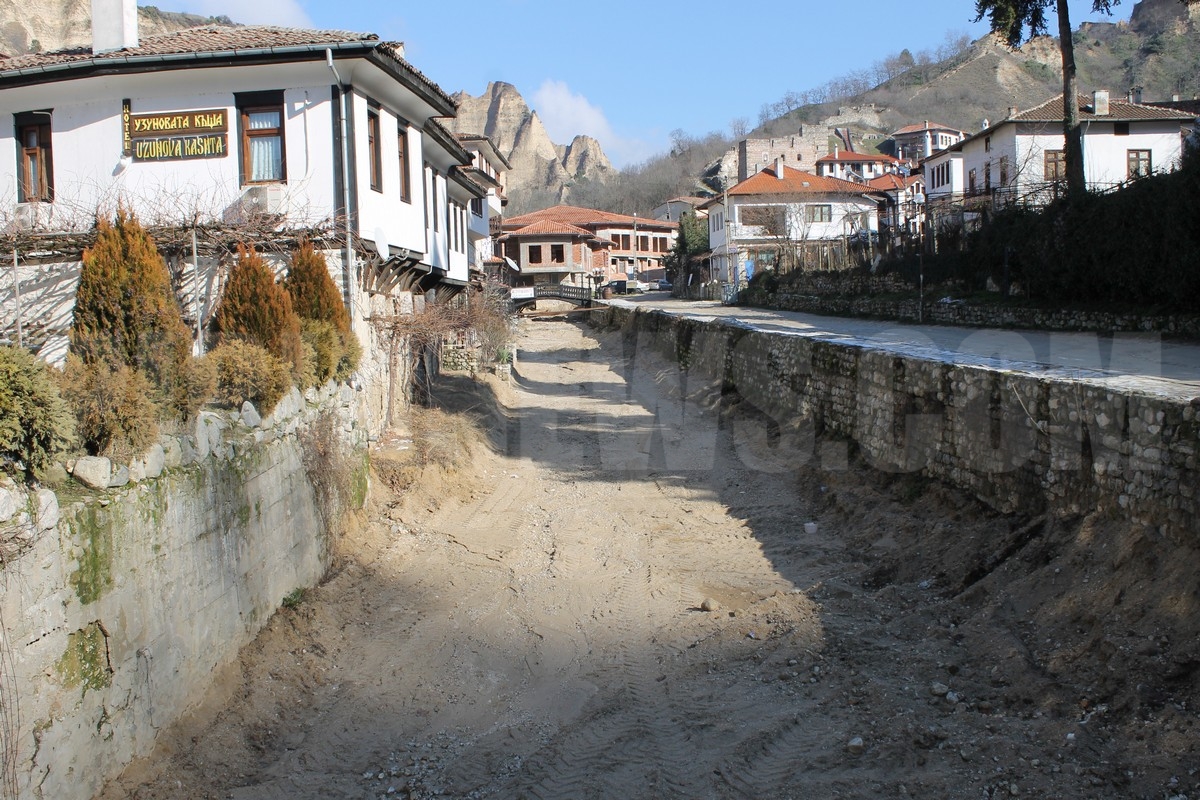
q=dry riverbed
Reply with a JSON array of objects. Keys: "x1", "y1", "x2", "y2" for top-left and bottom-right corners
[{"x1": 99, "y1": 317, "x2": 1200, "y2": 800}]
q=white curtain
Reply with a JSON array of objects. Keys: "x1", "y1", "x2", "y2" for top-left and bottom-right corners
[{"x1": 247, "y1": 111, "x2": 282, "y2": 181}]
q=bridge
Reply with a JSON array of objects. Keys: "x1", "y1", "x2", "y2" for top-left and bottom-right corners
[{"x1": 509, "y1": 283, "x2": 598, "y2": 312}]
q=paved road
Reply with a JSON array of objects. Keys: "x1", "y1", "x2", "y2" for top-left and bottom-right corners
[{"x1": 611, "y1": 294, "x2": 1200, "y2": 402}]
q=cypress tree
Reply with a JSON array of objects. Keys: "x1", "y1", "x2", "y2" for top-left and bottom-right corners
[
  {"x1": 71, "y1": 208, "x2": 197, "y2": 420},
  {"x1": 284, "y1": 240, "x2": 351, "y2": 333},
  {"x1": 213, "y1": 245, "x2": 303, "y2": 376}
]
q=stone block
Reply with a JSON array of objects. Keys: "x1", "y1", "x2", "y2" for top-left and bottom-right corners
[
  {"x1": 143, "y1": 444, "x2": 165, "y2": 479},
  {"x1": 241, "y1": 401, "x2": 262, "y2": 429},
  {"x1": 73, "y1": 456, "x2": 112, "y2": 489},
  {"x1": 161, "y1": 437, "x2": 182, "y2": 469},
  {"x1": 108, "y1": 465, "x2": 131, "y2": 488},
  {"x1": 36, "y1": 489, "x2": 59, "y2": 531},
  {"x1": 0, "y1": 487, "x2": 18, "y2": 522}
]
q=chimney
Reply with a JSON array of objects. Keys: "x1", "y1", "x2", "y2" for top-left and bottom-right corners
[
  {"x1": 92, "y1": 0, "x2": 138, "y2": 54},
  {"x1": 834, "y1": 143, "x2": 839, "y2": 157},
  {"x1": 1007, "y1": 106, "x2": 1018, "y2": 118},
  {"x1": 981, "y1": 118, "x2": 989, "y2": 130},
  {"x1": 774, "y1": 156, "x2": 786, "y2": 178},
  {"x1": 1093, "y1": 89, "x2": 1110, "y2": 116}
]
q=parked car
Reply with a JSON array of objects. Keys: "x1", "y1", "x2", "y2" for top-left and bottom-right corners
[
  {"x1": 605, "y1": 280, "x2": 645, "y2": 295},
  {"x1": 655, "y1": 279, "x2": 673, "y2": 291}
]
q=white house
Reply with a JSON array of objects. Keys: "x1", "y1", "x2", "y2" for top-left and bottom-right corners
[
  {"x1": 814, "y1": 148, "x2": 903, "y2": 183},
  {"x1": 454, "y1": 133, "x2": 510, "y2": 281},
  {"x1": 700, "y1": 160, "x2": 883, "y2": 282},
  {"x1": 0, "y1": 0, "x2": 491, "y2": 423},
  {"x1": 921, "y1": 91, "x2": 1195, "y2": 207},
  {"x1": 891, "y1": 120, "x2": 967, "y2": 164}
]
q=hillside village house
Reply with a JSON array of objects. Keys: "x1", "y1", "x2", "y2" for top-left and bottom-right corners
[
  {"x1": 701, "y1": 161, "x2": 882, "y2": 285},
  {"x1": 454, "y1": 133, "x2": 510, "y2": 280},
  {"x1": 921, "y1": 91, "x2": 1195, "y2": 210},
  {"x1": 496, "y1": 205, "x2": 677, "y2": 289},
  {"x1": 815, "y1": 148, "x2": 903, "y2": 183},
  {"x1": 0, "y1": 0, "x2": 491, "y2": 428},
  {"x1": 890, "y1": 120, "x2": 967, "y2": 164},
  {"x1": 866, "y1": 172, "x2": 926, "y2": 249}
]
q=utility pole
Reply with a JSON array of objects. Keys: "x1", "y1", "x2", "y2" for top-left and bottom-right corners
[{"x1": 11, "y1": 248, "x2": 22, "y2": 348}]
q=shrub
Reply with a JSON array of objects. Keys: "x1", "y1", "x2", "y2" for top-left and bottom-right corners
[
  {"x1": 213, "y1": 245, "x2": 303, "y2": 376},
  {"x1": 59, "y1": 356, "x2": 159, "y2": 458},
  {"x1": 285, "y1": 241, "x2": 360, "y2": 380},
  {"x1": 284, "y1": 241, "x2": 351, "y2": 333},
  {"x1": 209, "y1": 340, "x2": 291, "y2": 416},
  {"x1": 0, "y1": 346, "x2": 76, "y2": 477},
  {"x1": 71, "y1": 208, "x2": 201, "y2": 420}
]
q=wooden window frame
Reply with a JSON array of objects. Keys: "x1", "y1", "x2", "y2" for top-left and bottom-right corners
[
  {"x1": 804, "y1": 204, "x2": 832, "y2": 224},
  {"x1": 1044, "y1": 150, "x2": 1066, "y2": 182},
  {"x1": 397, "y1": 124, "x2": 411, "y2": 203},
  {"x1": 236, "y1": 91, "x2": 286, "y2": 185},
  {"x1": 367, "y1": 102, "x2": 382, "y2": 193},
  {"x1": 15, "y1": 111, "x2": 53, "y2": 203},
  {"x1": 1127, "y1": 149, "x2": 1151, "y2": 178}
]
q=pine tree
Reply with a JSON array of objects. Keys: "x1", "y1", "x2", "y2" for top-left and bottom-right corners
[{"x1": 213, "y1": 245, "x2": 303, "y2": 376}]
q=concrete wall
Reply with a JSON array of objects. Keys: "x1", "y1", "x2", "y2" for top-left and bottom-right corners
[
  {"x1": 0, "y1": 383, "x2": 368, "y2": 800},
  {"x1": 594, "y1": 305, "x2": 1198, "y2": 533}
]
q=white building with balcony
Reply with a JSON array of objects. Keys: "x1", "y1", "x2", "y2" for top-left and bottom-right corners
[
  {"x1": 921, "y1": 91, "x2": 1195, "y2": 207},
  {"x1": 700, "y1": 160, "x2": 883, "y2": 282}
]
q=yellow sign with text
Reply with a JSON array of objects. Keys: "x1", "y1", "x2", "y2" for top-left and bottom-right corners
[
  {"x1": 132, "y1": 134, "x2": 228, "y2": 162},
  {"x1": 129, "y1": 109, "x2": 228, "y2": 138}
]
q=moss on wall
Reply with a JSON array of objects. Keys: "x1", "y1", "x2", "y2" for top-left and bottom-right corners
[
  {"x1": 67, "y1": 505, "x2": 114, "y2": 605},
  {"x1": 55, "y1": 622, "x2": 112, "y2": 695}
]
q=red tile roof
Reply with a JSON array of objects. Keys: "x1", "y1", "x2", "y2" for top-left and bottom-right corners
[
  {"x1": 1011, "y1": 94, "x2": 1197, "y2": 123},
  {"x1": 892, "y1": 121, "x2": 963, "y2": 136},
  {"x1": 867, "y1": 173, "x2": 922, "y2": 191},
  {"x1": 728, "y1": 166, "x2": 883, "y2": 198},
  {"x1": 0, "y1": 25, "x2": 454, "y2": 109},
  {"x1": 507, "y1": 220, "x2": 595, "y2": 238},
  {"x1": 504, "y1": 204, "x2": 676, "y2": 231}
]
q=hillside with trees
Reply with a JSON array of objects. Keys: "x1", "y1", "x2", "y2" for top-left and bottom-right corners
[{"x1": 576, "y1": 0, "x2": 1198, "y2": 216}]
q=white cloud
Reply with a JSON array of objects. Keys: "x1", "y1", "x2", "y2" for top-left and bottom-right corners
[
  {"x1": 531, "y1": 79, "x2": 663, "y2": 169},
  {"x1": 155, "y1": 0, "x2": 313, "y2": 28}
]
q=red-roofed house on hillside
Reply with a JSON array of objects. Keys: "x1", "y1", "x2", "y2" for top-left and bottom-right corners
[
  {"x1": 890, "y1": 121, "x2": 967, "y2": 164},
  {"x1": 698, "y1": 160, "x2": 884, "y2": 284},
  {"x1": 866, "y1": 172, "x2": 926, "y2": 250},
  {"x1": 497, "y1": 205, "x2": 677, "y2": 288},
  {"x1": 815, "y1": 149, "x2": 903, "y2": 183}
]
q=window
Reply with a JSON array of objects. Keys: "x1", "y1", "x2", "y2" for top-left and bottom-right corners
[
  {"x1": 805, "y1": 204, "x2": 832, "y2": 223},
  {"x1": 551, "y1": 244, "x2": 565, "y2": 263},
  {"x1": 470, "y1": 197, "x2": 483, "y2": 216},
  {"x1": 984, "y1": 161, "x2": 991, "y2": 192},
  {"x1": 367, "y1": 103, "x2": 382, "y2": 192},
  {"x1": 529, "y1": 245, "x2": 543, "y2": 263},
  {"x1": 984, "y1": 136, "x2": 991, "y2": 153},
  {"x1": 237, "y1": 91, "x2": 285, "y2": 184},
  {"x1": 1114, "y1": 122, "x2": 1130, "y2": 136},
  {"x1": 397, "y1": 124, "x2": 411, "y2": 202},
  {"x1": 1127, "y1": 149, "x2": 1152, "y2": 178},
  {"x1": 638, "y1": 235, "x2": 649, "y2": 251},
  {"x1": 999, "y1": 156, "x2": 1009, "y2": 187},
  {"x1": 620, "y1": 234, "x2": 631, "y2": 250},
  {"x1": 1044, "y1": 150, "x2": 1066, "y2": 182},
  {"x1": 15, "y1": 111, "x2": 52, "y2": 202},
  {"x1": 968, "y1": 168, "x2": 977, "y2": 194}
]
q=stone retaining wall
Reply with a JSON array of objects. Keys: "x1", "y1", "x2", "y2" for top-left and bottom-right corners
[
  {"x1": 750, "y1": 289, "x2": 1200, "y2": 338},
  {"x1": 594, "y1": 305, "x2": 1197, "y2": 533},
  {"x1": 0, "y1": 382, "x2": 368, "y2": 800}
]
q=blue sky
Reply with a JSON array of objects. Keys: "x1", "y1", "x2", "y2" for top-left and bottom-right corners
[{"x1": 150, "y1": 0, "x2": 1135, "y2": 167}]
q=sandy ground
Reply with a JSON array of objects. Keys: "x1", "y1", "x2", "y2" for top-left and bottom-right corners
[{"x1": 99, "y1": 317, "x2": 1200, "y2": 800}]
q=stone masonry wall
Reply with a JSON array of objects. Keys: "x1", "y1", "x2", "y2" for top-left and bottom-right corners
[
  {"x1": 0, "y1": 382, "x2": 368, "y2": 800},
  {"x1": 595, "y1": 306, "x2": 1198, "y2": 533}
]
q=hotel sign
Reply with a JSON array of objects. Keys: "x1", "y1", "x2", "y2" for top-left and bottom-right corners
[{"x1": 125, "y1": 103, "x2": 230, "y2": 162}]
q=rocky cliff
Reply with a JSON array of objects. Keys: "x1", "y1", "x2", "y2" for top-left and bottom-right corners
[
  {"x1": 0, "y1": 0, "x2": 229, "y2": 55},
  {"x1": 449, "y1": 82, "x2": 615, "y2": 214}
]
